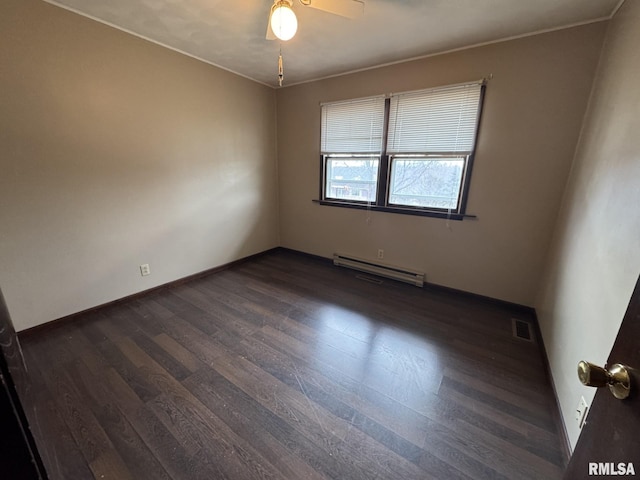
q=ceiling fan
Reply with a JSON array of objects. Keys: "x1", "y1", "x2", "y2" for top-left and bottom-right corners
[
  {"x1": 266, "y1": 0, "x2": 364, "y2": 86},
  {"x1": 266, "y1": 0, "x2": 365, "y2": 41}
]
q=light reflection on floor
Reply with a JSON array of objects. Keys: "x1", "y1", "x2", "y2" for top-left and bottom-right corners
[{"x1": 311, "y1": 304, "x2": 443, "y2": 412}]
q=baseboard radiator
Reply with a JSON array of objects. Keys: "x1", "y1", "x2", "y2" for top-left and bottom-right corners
[{"x1": 333, "y1": 253, "x2": 425, "y2": 287}]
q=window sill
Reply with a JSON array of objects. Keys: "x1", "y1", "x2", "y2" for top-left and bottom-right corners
[{"x1": 312, "y1": 199, "x2": 477, "y2": 221}]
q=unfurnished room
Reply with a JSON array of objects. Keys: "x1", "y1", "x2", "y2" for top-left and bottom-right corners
[{"x1": 1, "y1": 0, "x2": 639, "y2": 479}]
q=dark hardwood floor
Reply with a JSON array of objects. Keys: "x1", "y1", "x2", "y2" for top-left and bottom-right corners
[{"x1": 18, "y1": 249, "x2": 565, "y2": 479}]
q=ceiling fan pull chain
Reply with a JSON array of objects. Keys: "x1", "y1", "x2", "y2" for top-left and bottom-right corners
[{"x1": 278, "y1": 52, "x2": 284, "y2": 86}]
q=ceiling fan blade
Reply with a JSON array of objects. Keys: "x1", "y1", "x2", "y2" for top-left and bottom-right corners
[{"x1": 303, "y1": 0, "x2": 364, "y2": 19}]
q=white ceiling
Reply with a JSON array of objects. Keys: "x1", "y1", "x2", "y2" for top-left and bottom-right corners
[{"x1": 44, "y1": 0, "x2": 621, "y2": 87}]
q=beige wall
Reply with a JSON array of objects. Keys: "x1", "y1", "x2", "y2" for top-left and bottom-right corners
[
  {"x1": 0, "y1": 0, "x2": 279, "y2": 331},
  {"x1": 276, "y1": 23, "x2": 606, "y2": 306},
  {"x1": 536, "y1": 0, "x2": 640, "y2": 449}
]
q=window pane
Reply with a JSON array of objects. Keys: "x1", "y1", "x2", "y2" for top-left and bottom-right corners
[
  {"x1": 389, "y1": 157, "x2": 464, "y2": 209},
  {"x1": 325, "y1": 157, "x2": 379, "y2": 202}
]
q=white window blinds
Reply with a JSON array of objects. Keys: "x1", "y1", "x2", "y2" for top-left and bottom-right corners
[
  {"x1": 387, "y1": 83, "x2": 482, "y2": 154},
  {"x1": 321, "y1": 96, "x2": 385, "y2": 154}
]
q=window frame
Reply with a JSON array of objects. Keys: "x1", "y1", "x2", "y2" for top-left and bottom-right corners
[{"x1": 317, "y1": 82, "x2": 485, "y2": 221}]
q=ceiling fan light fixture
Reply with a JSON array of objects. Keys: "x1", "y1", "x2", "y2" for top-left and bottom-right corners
[{"x1": 270, "y1": 1, "x2": 298, "y2": 41}]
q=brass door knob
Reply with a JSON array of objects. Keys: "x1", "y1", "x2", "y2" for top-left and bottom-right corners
[{"x1": 577, "y1": 361, "x2": 631, "y2": 400}]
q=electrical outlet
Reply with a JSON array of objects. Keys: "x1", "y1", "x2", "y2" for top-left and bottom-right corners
[
  {"x1": 140, "y1": 264, "x2": 151, "y2": 276},
  {"x1": 575, "y1": 396, "x2": 589, "y2": 429},
  {"x1": 377, "y1": 249, "x2": 384, "y2": 259}
]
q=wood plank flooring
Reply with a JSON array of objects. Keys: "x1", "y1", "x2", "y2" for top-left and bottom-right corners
[{"x1": 18, "y1": 249, "x2": 565, "y2": 479}]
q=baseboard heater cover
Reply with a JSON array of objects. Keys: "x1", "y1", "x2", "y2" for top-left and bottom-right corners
[{"x1": 333, "y1": 253, "x2": 424, "y2": 287}]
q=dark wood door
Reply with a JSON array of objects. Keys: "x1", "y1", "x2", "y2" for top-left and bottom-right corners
[
  {"x1": 564, "y1": 274, "x2": 640, "y2": 479},
  {"x1": 0, "y1": 288, "x2": 48, "y2": 479}
]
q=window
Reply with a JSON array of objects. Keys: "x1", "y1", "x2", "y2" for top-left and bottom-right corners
[
  {"x1": 321, "y1": 96, "x2": 385, "y2": 203},
  {"x1": 319, "y1": 81, "x2": 484, "y2": 219}
]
